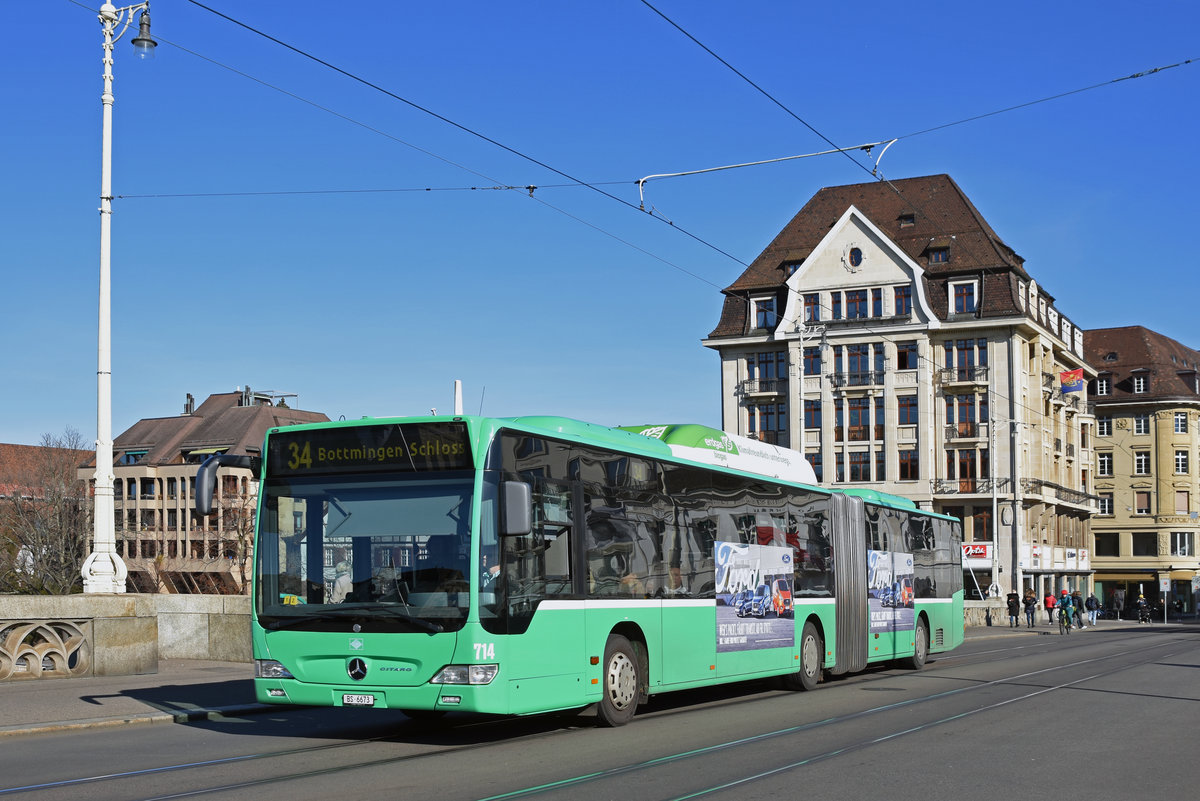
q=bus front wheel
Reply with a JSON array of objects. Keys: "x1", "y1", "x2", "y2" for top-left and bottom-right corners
[{"x1": 597, "y1": 634, "x2": 640, "y2": 727}]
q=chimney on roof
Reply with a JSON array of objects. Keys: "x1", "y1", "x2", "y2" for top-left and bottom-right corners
[{"x1": 184, "y1": 393, "x2": 195, "y2": 415}]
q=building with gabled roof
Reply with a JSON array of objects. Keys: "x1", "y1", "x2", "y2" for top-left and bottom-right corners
[
  {"x1": 1084, "y1": 326, "x2": 1200, "y2": 615},
  {"x1": 78, "y1": 387, "x2": 328, "y2": 593},
  {"x1": 704, "y1": 174, "x2": 1097, "y2": 603}
]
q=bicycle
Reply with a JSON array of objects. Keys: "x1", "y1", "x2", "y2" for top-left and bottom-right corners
[{"x1": 1058, "y1": 607, "x2": 1073, "y2": 635}]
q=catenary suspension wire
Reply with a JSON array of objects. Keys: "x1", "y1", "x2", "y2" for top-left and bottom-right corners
[{"x1": 181, "y1": 0, "x2": 748, "y2": 267}]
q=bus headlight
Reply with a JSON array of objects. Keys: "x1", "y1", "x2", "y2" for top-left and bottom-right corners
[
  {"x1": 430, "y1": 664, "x2": 499, "y2": 685},
  {"x1": 255, "y1": 659, "x2": 295, "y2": 679}
]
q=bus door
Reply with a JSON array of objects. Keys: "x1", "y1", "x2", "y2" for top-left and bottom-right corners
[{"x1": 496, "y1": 473, "x2": 586, "y2": 712}]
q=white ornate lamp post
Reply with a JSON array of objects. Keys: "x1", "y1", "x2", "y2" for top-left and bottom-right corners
[{"x1": 83, "y1": 2, "x2": 155, "y2": 593}]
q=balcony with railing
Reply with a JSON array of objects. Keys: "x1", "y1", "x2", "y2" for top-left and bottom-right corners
[
  {"x1": 831, "y1": 371, "x2": 885, "y2": 389},
  {"x1": 738, "y1": 378, "x2": 788, "y2": 397},
  {"x1": 944, "y1": 422, "x2": 982, "y2": 440},
  {"x1": 938, "y1": 365, "x2": 989, "y2": 385},
  {"x1": 1019, "y1": 478, "x2": 1098, "y2": 507},
  {"x1": 931, "y1": 477, "x2": 1012, "y2": 495},
  {"x1": 836, "y1": 425, "x2": 884, "y2": 442}
]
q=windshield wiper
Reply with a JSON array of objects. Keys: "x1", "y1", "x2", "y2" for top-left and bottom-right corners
[{"x1": 263, "y1": 605, "x2": 443, "y2": 634}]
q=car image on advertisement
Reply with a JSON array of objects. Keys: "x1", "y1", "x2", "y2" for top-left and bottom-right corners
[
  {"x1": 747, "y1": 583, "x2": 772, "y2": 618},
  {"x1": 771, "y1": 578, "x2": 793, "y2": 618},
  {"x1": 730, "y1": 588, "x2": 752, "y2": 617}
]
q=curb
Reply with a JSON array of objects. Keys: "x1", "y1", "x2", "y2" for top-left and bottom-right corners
[{"x1": 0, "y1": 703, "x2": 276, "y2": 739}]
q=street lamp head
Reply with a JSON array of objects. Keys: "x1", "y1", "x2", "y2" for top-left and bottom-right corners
[{"x1": 130, "y1": 10, "x2": 157, "y2": 59}]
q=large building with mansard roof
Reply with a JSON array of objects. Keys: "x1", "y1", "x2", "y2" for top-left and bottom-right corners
[{"x1": 703, "y1": 174, "x2": 1098, "y2": 602}]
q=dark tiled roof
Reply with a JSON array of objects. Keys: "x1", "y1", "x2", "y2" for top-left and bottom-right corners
[
  {"x1": 0, "y1": 443, "x2": 92, "y2": 498},
  {"x1": 708, "y1": 174, "x2": 1035, "y2": 339},
  {"x1": 81, "y1": 391, "x2": 329, "y2": 468},
  {"x1": 1083, "y1": 326, "x2": 1200, "y2": 403}
]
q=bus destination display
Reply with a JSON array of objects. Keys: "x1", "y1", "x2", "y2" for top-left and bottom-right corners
[{"x1": 267, "y1": 422, "x2": 471, "y2": 476}]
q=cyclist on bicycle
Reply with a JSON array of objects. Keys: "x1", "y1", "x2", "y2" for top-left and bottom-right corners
[{"x1": 1058, "y1": 589, "x2": 1075, "y2": 633}]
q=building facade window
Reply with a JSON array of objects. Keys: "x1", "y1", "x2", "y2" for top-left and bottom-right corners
[
  {"x1": 1094, "y1": 532, "x2": 1119, "y2": 557},
  {"x1": 1098, "y1": 492, "x2": 1113, "y2": 515},
  {"x1": 1135, "y1": 490, "x2": 1151, "y2": 515},
  {"x1": 951, "y1": 282, "x2": 976, "y2": 313},
  {"x1": 1097, "y1": 416, "x2": 1112, "y2": 437},
  {"x1": 804, "y1": 293, "x2": 821, "y2": 322},
  {"x1": 930, "y1": 248, "x2": 950, "y2": 264},
  {"x1": 1098, "y1": 452, "x2": 1113, "y2": 476},
  {"x1": 1176, "y1": 490, "x2": 1189, "y2": 515},
  {"x1": 748, "y1": 351, "x2": 787, "y2": 383},
  {"x1": 1171, "y1": 531, "x2": 1194, "y2": 557},
  {"x1": 849, "y1": 451, "x2": 871, "y2": 482},
  {"x1": 804, "y1": 399, "x2": 821, "y2": 430},
  {"x1": 872, "y1": 288, "x2": 883, "y2": 317},
  {"x1": 831, "y1": 293, "x2": 842, "y2": 320},
  {"x1": 1096, "y1": 377, "x2": 1111, "y2": 395},
  {"x1": 897, "y1": 395, "x2": 918, "y2": 425},
  {"x1": 845, "y1": 290, "x2": 868, "y2": 319},
  {"x1": 803, "y1": 346, "x2": 821, "y2": 376},
  {"x1": 846, "y1": 397, "x2": 871, "y2": 441},
  {"x1": 894, "y1": 285, "x2": 912, "y2": 316},
  {"x1": 1175, "y1": 412, "x2": 1188, "y2": 434},
  {"x1": 1132, "y1": 532, "x2": 1157, "y2": 555},
  {"x1": 898, "y1": 449, "x2": 919, "y2": 480},
  {"x1": 748, "y1": 402, "x2": 787, "y2": 445},
  {"x1": 1176, "y1": 450, "x2": 1189, "y2": 474},
  {"x1": 754, "y1": 297, "x2": 777, "y2": 329},
  {"x1": 896, "y1": 341, "x2": 918, "y2": 370},
  {"x1": 1134, "y1": 452, "x2": 1150, "y2": 475},
  {"x1": 1133, "y1": 374, "x2": 1148, "y2": 393},
  {"x1": 1133, "y1": 414, "x2": 1150, "y2": 435}
]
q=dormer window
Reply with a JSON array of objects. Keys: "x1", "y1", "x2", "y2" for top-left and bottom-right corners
[
  {"x1": 753, "y1": 297, "x2": 777, "y2": 330},
  {"x1": 118, "y1": 450, "x2": 147, "y2": 466},
  {"x1": 1104, "y1": 352, "x2": 1118, "y2": 362},
  {"x1": 950, "y1": 281, "x2": 977, "y2": 314},
  {"x1": 899, "y1": 213, "x2": 915, "y2": 228},
  {"x1": 929, "y1": 248, "x2": 950, "y2": 264},
  {"x1": 782, "y1": 260, "x2": 803, "y2": 277},
  {"x1": 1133, "y1": 374, "x2": 1148, "y2": 393},
  {"x1": 1096, "y1": 376, "x2": 1111, "y2": 396}
]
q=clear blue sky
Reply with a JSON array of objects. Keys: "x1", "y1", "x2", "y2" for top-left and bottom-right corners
[{"x1": 3, "y1": 1, "x2": 1197, "y2": 446}]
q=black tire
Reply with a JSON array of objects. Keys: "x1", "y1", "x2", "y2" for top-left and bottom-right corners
[
  {"x1": 784, "y1": 620, "x2": 823, "y2": 691},
  {"x1": 597, "y1": 634, "x2": 640, "y2": 727},
  {"x1": 904, "y1": 620, "x2": 928, "y2": 670}
]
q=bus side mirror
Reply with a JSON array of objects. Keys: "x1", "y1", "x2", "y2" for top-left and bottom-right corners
[
  {"x1": 195, "y1": 453, "x2": 257, "y2": 516},
  {"x1": 500, "y1": 481, "x2": 532, "y2": 536}
]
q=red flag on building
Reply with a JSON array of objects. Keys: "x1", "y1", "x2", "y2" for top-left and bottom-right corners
[{"x1": 1060, "y1": 368, "x2": 1084, "y2": 393}]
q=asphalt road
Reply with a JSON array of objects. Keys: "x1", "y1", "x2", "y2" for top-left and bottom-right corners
[{"x1": 2, "y1": 624, "x2": 1196, "y2": 801}]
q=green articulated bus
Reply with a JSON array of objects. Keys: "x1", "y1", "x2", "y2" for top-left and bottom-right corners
[{"x1": 196, "y1": 415, "x2": 963, "y2": 727}]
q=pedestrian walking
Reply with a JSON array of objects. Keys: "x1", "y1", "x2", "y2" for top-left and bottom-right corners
[
  {"x1": 1072, "y1": 591, "x2": 1086, "y2": 629},
  {"x1": 1023, "y1": 590, "x2": 1037, "y2": 628},
  {"x1": 1085, "y1": 592, "x2": 1100, "y2": 625},
  {"x1": 1043, "y1": 591, "x2": 1057, "y2": 625},
  {"x1": 1006, "y1": 592, "x2": 1020, "y2": 628}
]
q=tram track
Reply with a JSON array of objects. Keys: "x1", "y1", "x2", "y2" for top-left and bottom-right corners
[
  {"x1": 2, "y1": 630, "x2": 1193, "y2": 800},
  {"x1": 482, "y1": 634, "x2": 1197, "y2": 801}
]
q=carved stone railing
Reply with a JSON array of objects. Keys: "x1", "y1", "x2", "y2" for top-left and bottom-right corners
[{"x1": 0, "y1": 620, "x2": 92, "y2": 680}]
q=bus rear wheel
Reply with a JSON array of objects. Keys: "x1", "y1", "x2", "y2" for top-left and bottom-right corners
[
  {"x1": 597, "y1": 634, "x2": 640, "y2": 727},
  {"x1": 784, "y1": 621, "x2": 822, "y2": 691},
  {"x1": 904, "y1": 620, "x2": 928, "y2": 670}
]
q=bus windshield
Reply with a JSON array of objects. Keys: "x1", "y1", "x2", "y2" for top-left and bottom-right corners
[{"x1": 256, "y1": 472, "x2": 475, "y2": 633}]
